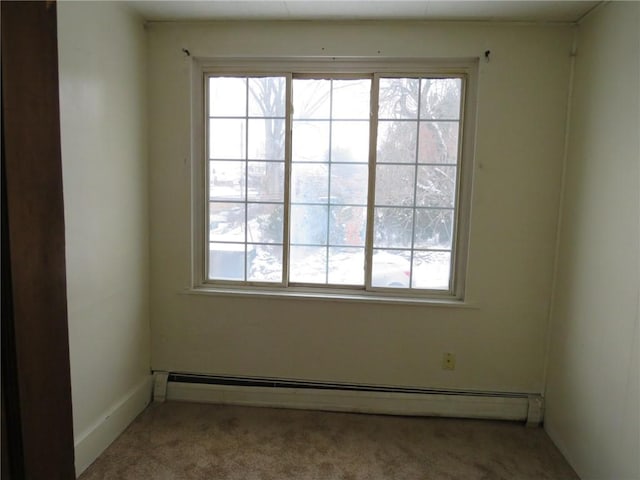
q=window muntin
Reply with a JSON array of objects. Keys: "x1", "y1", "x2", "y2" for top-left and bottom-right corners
[{"x1": 204, "y1": 69, "x2": 468, "y2": 297}]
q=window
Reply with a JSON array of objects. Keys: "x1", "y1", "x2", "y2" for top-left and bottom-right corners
[{"x1": 198, "y1": 60, "x2": 475, "y2": 300}]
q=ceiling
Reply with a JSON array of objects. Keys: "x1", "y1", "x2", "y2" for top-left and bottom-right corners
[{"x1": 129, "y1": 1, "x2": 601, "y2": 23}]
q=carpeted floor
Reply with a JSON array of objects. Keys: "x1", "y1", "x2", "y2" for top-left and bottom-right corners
[{"x1": 79, "y1": 402, "x2": 579, "y2": 479}]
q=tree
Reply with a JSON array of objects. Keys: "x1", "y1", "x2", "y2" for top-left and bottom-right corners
[
  {"x1": 248, "y1": 77, "x2": 286, "y2": 200},
  {"x1": 375, "y1": 77, "x2": 461, "y2": 250}
]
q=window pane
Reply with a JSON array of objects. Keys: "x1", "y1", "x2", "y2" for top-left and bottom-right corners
[
  {"x1": 209, "y1": 77, "x2": 246, "y2": 117},
  {"x1": 412, "y1": 251, "x2": 451, "y2": 289},
  {"x1": 247, "y1": 244, "x2": 283, "y2": 282},
  {"x1": 371, "y1": 250, "x2": 411, "y2": 288},
  {"x1": 329, "y1": 206, "x2": 366, "y2": 246},
  {"x1": 375, "y1": 165, "x2": 415, "y2": 206},
  {"x1": 377, "y1": 121, "x2": 417, "y2": 164},
  {"x1": 291, "y1": 164, "x2": 328, "y2": 203},
  {"x1": 416, "y1": 165, "x2": 457, "y2": 208},
  {"x1": 292, "y1": 121, "x2": 330, "y2": 162},
  {"x1": 418, "y1": 121, "x2": 459, "y2": 164},
  {"x1": 414, "y1": 209, "x2": 454, "y2": 249},
  {"x1": 330, "y1": 164, "x2": 368, "y2": 205},
  {"x1": 248, "y1": 119, "x2": 285, "y2": 160},
  {"x1": 248, "y1": 77, "x2": 286, "y2": 117},
  {"x1": 420, "y1": 78, "x2": 461, "y2": 120},
  {"x1": 209, "y1": 243, "x2": 245, "y2": 281},
  {"x1": 328, "y1": 247, "x2": 364, "y2": 285},
  {"x1": 290, "y1": 246, "x2": 327, "y2": 283},
  {"x1": 209, "y1": 161, "x2": 245, "y2": 201},
  {"x1": 293, "y1": 79, "x2": 331, "y2": 119},
  {"x1": 247, "y1": 203, "x2": 283, "y2": 244},
  {"x1": 373, "y1": 207, "x2": 413, "y2": 248},
  {"x1": 209, "y1": 119, "x2": 246, "y2": 159},
  {"x1": 210, "y1": 202, "x2": 245, "y2": 242},
  {"x1": 332, "y1": 79, "x2": 371, "y2": 119},
  {"x1": 247, "y1": 162, "x2": 284, "y2": 202},
  {"x1": 379, "y1": 78, "x2": 419, "y2": 119},
  {"x1": 331, "y1": 121, "x2": 369, "y2": 163},
  {"x1": 290, "y1": 205, "x2": 328, "y2": 245}
]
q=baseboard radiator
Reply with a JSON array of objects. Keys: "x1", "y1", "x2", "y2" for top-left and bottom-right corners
[{"x1": 154, "y1": 372, "x2": 544, "y2": 426}]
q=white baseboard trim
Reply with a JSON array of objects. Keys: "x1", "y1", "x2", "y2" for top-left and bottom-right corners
[
  {"x1": 74, "y1": 375, "x2": 153, "y2": 476},
  {"x1": 166, "y1": 381, "x2": 531, "y2": 421}
]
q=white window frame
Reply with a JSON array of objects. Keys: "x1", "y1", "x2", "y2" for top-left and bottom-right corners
[{"x1": 190, "y1": 58, "x2": 477, "y2": 303}]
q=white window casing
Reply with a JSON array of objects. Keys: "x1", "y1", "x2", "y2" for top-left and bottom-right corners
[{"x1": 190, "y1": 58, "x2": 478, "y2": 304}]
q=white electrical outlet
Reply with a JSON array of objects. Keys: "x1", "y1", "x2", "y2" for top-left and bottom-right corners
[{"x1": 442, "y1": 353, "x2": 456, "y2": 370}]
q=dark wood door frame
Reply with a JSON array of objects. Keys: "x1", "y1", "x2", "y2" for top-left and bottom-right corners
[{"x1": 2, "y1": 1, "x2": 76, "y2": 478}]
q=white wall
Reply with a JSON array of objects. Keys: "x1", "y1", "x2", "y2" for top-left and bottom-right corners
[
  {"x1": 544, "y1": 3, "x2": 639, "y2": 479},
  {"x1": 148, "y1": 22, "x2": 573, "y2": 394},
  {"x1": 57, "y1": 1, "x2": 151, "y2": 475}
]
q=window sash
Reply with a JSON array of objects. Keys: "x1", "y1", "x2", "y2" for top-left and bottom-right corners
[
  {"x1": 369, "y1": 74, "x2": 465, "y2": 293},
  {"x1": 205, "y1": 74, "x2": 290, "y2": 286},
  {"x1": 198, "y1": 61, "x2": 474, "y2": 299},
  {"x1": 289, "y1": 76, "x2": 371, "y2": 288}
]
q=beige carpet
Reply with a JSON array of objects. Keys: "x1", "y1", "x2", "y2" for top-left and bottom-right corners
[{"x1": 79, "y1": 402, "x2": 579, "y2": 479}]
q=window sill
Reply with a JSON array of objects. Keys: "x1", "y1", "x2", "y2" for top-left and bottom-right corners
[{"x1": 183, "y1": 285, "x2": 477, "y2": 308}]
